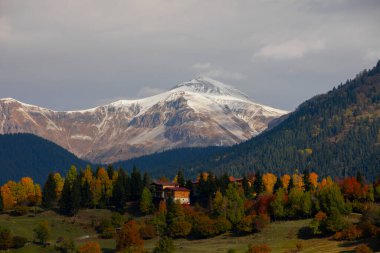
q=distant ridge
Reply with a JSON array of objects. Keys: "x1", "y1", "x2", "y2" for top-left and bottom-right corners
[{"x1": 0, "y1": 133, "x2": 90, "y2": 184}]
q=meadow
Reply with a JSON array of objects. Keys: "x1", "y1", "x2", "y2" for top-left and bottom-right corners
[{"x1": 0, "y1": 209, "x2": 370, "y2": 253}]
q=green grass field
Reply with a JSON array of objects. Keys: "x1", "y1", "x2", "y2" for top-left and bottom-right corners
[{"x1": 0, "y1": 210, "x2": 369, "y2": 253}]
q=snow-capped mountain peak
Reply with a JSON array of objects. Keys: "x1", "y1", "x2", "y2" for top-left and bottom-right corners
[
  {"x1": 171, "y1": 76, "x2": 250, "y2": 100},
  {"x1": 0, "y1": 78, "x2": 288, "y2": 163}
]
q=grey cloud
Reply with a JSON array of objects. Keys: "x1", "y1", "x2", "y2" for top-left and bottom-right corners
[{"x1": 0, "y1": 0, "x2": 379, "y2": 111}]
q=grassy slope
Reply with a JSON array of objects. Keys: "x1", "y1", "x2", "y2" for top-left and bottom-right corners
[{"x1": 0, "y1": 210, "x2": 367, "y2": 253}]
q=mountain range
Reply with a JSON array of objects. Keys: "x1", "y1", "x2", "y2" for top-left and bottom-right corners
[{"x1": 0, "y1": 77, "x2": 287, "y2": 164}]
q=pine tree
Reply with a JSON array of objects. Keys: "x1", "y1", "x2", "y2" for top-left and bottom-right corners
[
  {"x1": 143, "y1": 172, "x2": 152, "y2": 188},
  {"x1": 131, "y1": 166, "x2": 143, "y2": 201},
  {"x1": 42, "y1": 173, "x2": 57, "y2": 208},
  {"x1": 113, "y1": 168, "x2": 127, "y2": 209},
  {"x1": 177, "y1": 170, "x2": 185, "y2": 187},
  {"x1": 59, "y1": 166, "x2": 81, "y2": 216},
  {"x1": 303, "y1": 169, "x2": 311, "y2": 191},
  {"x1": 253, "y1": 171, "x2": 264, "y2": 195}
]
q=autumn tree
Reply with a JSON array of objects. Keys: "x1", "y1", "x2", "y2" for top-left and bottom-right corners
[
  {"x1": 280, "y1": 174, "x2": 291, "y2": 191},
  {"x1": 116, "y1": 220, "x2": 144, "y2": 253},
  {"x1": 262, "y1": 173, "x2": 277, "y2": 194},
  {"x1": 309, "y1": 172, "x2": 319, "y2": 190},
  {"x1": 270, "y1": 188, "x2": 287, "y2": 219},
  {"x1": 140, "y1": 187, "x2": 153, "y2": 214},
  {"x1": 0, "y1": 183, "x2": 15, "y2": 209},
  {"x1": 226, "y1": 183, "x2": 245, "y2": 226},
  {"x1": 212, "y1": 191, "x2": 227, "y2": 217}
]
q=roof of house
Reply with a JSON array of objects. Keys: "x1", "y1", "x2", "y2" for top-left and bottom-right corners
[{"x1": 164, "y1": 187, "x2": 190, "y2": 192}]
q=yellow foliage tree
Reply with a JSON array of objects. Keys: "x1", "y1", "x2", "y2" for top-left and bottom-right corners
[
  {"x1": 53, "y1": 173, "x2": 64, "y2": 200},
  {"x1": 262, "y1": 173, "x2": 277, "y2": 193},
  {"x1": 292, "y1": 173, "x2": 304, "y2": 190}
]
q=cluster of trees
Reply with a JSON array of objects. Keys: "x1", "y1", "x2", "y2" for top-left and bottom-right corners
[
  {"x1": 40, "y1": 165, "x2": 151, "y2": 215},
  {"x1": 0, "y1": 177, "x2": 42, "y2": 209},
  {"x1": 1, "y1": 165, "x2": 379, "y2": 252}
]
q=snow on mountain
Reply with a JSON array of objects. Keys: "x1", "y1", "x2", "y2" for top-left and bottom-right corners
[{"x1": 0, "y1": 77, "x2": 288, "y2": 163}]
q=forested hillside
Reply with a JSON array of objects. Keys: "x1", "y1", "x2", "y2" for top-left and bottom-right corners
[
  {"x1": 120, "y1": 61, "x2": 380, "y2": 180},
  {"x1": 0, "y1": 134, "x2": 89, "y2": 183},
  {"x1": 192, "y1": 61, "x2": 380, "y2": 180}
]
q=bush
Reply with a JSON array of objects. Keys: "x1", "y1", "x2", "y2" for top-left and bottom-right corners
[
  {"x1": 227, "y1": 249, "x2": 237, "y2": 253},
  {"x1": 153, "y1": 236, "x2": 174, "y2": 253},
  {"x1": 96, "y1": 219, "x2": 112, "y2": 233},
  {"x1": 12, "y1": 236, "x2": 28, "y2": 249},
  {"x1": 246, "y1": 244, "x2": 271, "y2": 253},
  {"x1": 253, "y1": 214, "x2": 270, "y2": 232},
  {"x1": 168, "y1": 218, "x2": 192, "y2": 238},
  {"x1": 12, "y1": 206, "x2": 29, "y2": 216},
  {"x1": 55, "y1": 238, "x2": 75, "y2": 253},
  {"x1": 101, "y1": 227, "x2": 115, "y2": 239},
  {"x1": 33, "y1": 220, "x2": 51, "y2": 244},
  {"x1": 191, "y1": 214, "x2": 218, "y2": 238},
  {"x1": 355, "y1": 244, "x2": 373, "y2": 253},
  {"x1": 0, "y1": 226, "x2": 13, "y2": 250},
  {"x1": 78, "y1": 241, "x2": 102, "y2": 253},
  {"x1": 111, "y1": 212, "x2": 125, "y2": 228},
  {"x1": 334, "y1": 225, "x2": 363, "y2": 241},
  {"x1": 140, "y1": 222, "x2": 157, "y2": 239},
  {"x1": 214, "y1": 216, "x2": 232, "y2": 234}
]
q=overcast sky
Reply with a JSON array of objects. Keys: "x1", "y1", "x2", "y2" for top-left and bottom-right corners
[{"x1": 1, "y1": 0, "x2": 379, "y2": 111}]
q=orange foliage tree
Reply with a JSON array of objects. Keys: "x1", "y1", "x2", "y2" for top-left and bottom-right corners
[
  {"x1": 308, "y1": 172, "x2": 319, "y2": 190},
  {"x1": 280, "y1": 174, "x2": 291, "y2": 190},
  {"x1": 116, "y1": 220, "x2": 144, "y2": 253}
]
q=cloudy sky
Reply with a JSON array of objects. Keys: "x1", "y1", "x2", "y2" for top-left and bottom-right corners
[{"x1": 1, "y1": 0, "x2": 379, "y2": 111}]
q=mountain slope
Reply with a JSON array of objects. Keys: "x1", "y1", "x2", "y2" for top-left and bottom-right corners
[
  {"x1": 0, "y1": 134, "x2": 89, "y2": 184},
  {"x1": 118, "y1": 61, "x2": 380, "y2": 180},
  {"x1": 0, "y1": 77, "x2": 287, "y2": 163}
]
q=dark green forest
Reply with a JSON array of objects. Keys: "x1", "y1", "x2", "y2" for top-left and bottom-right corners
[{"x1": 0, "y1": 134, "x2": 89, "y2": 184}]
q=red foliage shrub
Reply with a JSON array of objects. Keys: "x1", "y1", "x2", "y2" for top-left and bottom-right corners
[{"x1": 246, "y1": 244, "x2": 271, "y2": 253}]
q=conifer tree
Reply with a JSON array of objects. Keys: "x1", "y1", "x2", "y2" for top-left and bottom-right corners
[
  {"x1": 253, "y1": 171, "x2": 264, "y2": 195},
  {"x1": 143, "y1": 172, "x2": 152, "y2": 188},
  {"x1": 131, "y1": 166, "x2": 143, "y2": 201},
  {"x1": 176, "y1": 170, "x2": 185, "y2": 187},
  {"x1": 113, "y1": 168, "x2": 127, "y2": 209},
  {"x1": 303, "y1": 169, "x2": 311, "y2": 191},
  {"x1": 42, "y1": 173, "x2": 57, "y2": 208}
]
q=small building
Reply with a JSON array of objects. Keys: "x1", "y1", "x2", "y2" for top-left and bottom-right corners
[
  {"x1": 151, "y1": 181, "x2": 190, "y2": 205},
  {"x1": 164, "y1": 187, "x2": 190, "y2": 205}
]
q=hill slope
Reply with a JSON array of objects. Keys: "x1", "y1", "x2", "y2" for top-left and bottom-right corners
[
  {"x1": 118, "y1": 61, "x2": 380, "y2": 180},
  {"x1": 0, "y1": 134, "x2": 90, "y2": 184},
  {"x1": 0, "y1": 77, "x2": 286, "y2": 163}
]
